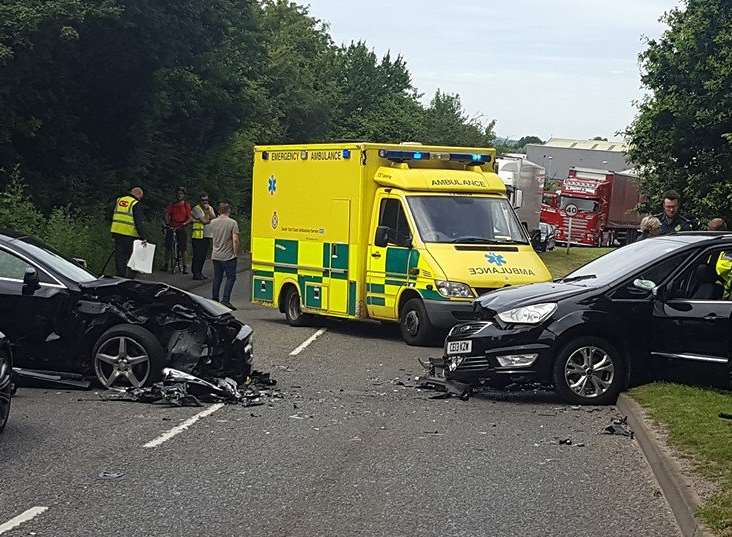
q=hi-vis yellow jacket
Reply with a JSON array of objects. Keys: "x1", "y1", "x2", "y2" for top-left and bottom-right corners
[{"x1": 110, "y1": 195, "x2": 139, "y2": 237}]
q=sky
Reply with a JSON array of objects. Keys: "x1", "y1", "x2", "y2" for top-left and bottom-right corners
[{"x1": 305, "y1": 0, "x2": 680, "y2": 142}]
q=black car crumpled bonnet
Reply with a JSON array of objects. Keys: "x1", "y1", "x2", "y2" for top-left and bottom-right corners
[{"x1": 75, "y1": 279, "x2": 252, "y2": 381}]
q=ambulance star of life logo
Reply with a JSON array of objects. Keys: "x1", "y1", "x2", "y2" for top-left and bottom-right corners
[
  {"x1": 268, "y1": 175, "x2": 277, "y2": 195},
  {"x1": 486, "y1": 253, "x2": 506, "y2": 267}
]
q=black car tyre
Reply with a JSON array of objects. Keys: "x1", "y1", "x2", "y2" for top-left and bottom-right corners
[
  {"x1": 553, "y1": 336, "x2": 625, "y2": 405},
  {"x1": 400, "y1": 298, "x2": 437, "y2": 347},
  {"x1": 284, "y1": 286, "x2": 310, "y2": 327},
  {"x1": 92, "y1": 324, "x2": 165, "y2": 389},
  {"x1": 0, "y1": 349, "x2": 11, "y2": 433}
]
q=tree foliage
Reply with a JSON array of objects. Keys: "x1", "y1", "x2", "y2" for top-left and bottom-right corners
[
  {"x1": 0, "y1": 0, "x2": 498, "y2": 223},
  {"x1": 627, "y1": 0, "x2": 732, "y2": 221}
]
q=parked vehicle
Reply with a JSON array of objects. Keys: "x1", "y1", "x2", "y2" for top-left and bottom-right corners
[
  {"x1": 531, "y1": 222, "x2": 556, "y2": 253},
  {"x1": 0, "y1": 332, "x2": 12, "y2": 432},
  {"x1": 496, "y1": 156, "x2": 546, "y2": 236},
  {"x1": 540, "y1": 168, "x2": 642, "y2": 246},
  {"x1": 427, "y1": 233, "x2": 732, "y2": 404},
  {"x1": 0, "y1": 231, "x2": 254, "y2": 388},
  {"x1": 250, "y1": 143, "x2": 552, "y2": 346}
]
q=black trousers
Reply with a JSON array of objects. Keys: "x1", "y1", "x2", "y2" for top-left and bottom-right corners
[
  {"x1": 192, "y1": 238, "x2": 210, "y2": 276},
  {"x1": 113, "y1": 234, "x2": 136, "y2": 278}
]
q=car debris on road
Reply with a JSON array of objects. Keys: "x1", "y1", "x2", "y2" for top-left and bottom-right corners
[
  {"x1": 100, "y1": 368, "x2": 278, "y2": 408},
  {"x1": 603, "y1": 416, "x2": 634, "y2": 438}
]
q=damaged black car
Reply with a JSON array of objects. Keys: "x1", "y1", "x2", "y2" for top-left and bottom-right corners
[
  {"x1": 0, "y1": 231, "x2": 253, "y2": 389},
  {"x1": 0, "y1": 331, "x2": 12, "y2": 432},
  {"x1": 426, "y1": 233, "x2": 732, "y2": 405}
]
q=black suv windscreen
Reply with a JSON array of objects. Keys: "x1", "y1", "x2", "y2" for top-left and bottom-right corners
[
  {"x1": 407, "y1": 196, "x2": 528, "y2": 244},
  {"x1": 561, "y1": 238, "x2": 690, "y2": 286}
]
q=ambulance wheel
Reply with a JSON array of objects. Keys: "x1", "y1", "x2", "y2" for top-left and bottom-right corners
[
  {"x1": 284, "y1": 286, "x2": 310, "y2": 327},
  {"x1": 400, "y1": 298, "x2": 436, "y2": 347}
]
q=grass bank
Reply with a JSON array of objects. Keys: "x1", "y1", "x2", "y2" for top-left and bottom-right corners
[
  {"x1": 631, "y1": 383, "x2": 732, "y2": 536},
  {"x1": 538, "y1": 247, "x2": 614, "y2": 278}
]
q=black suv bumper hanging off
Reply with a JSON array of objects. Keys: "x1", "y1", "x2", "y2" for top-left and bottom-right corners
[{"x1": 421, "y1": 320, "x2": 559, "y2": 388}]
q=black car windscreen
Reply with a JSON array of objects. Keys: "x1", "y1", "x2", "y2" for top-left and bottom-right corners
[
  {"x1": 16, "y1": 236, "x2": 97, "y2": 283},
  {"x1": 566, "y1": 238, "x2": 689, "y2": 286},
  {"x1": 407, "y1": 196, "x2": 528, "y2": 244}
]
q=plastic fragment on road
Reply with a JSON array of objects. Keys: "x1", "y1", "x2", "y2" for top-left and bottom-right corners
[
  {"x1": 603, "y1": 416, "x2": 634, "y2": 438},
  {"x1": 98, "y1": 471, "x2": 125, "y2": 480}
]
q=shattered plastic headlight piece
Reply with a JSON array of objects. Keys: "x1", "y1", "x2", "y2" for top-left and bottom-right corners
[
  {"x1": 497, "y1": 303, "x2": 557, "y2": 325},
  {"x1": 436, "y1": 281, "x2": 474, "y2": 298},
  {"x1": 448, "y1": 356, "x2": 465, "y2": 372}
]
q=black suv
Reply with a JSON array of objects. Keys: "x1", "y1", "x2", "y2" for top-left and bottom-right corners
[{"x1": 429, "y1": 233, "x2": 732, "y2": 404}]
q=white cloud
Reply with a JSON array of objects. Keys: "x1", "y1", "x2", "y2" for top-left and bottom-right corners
[{"x1": 305, "y1": 0, "x2": 681, "y2": 139}]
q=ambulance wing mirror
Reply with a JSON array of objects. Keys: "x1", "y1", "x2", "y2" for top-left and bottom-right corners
[{"x1": 375, "y1": 226, "x2": 390, "y2": 248}]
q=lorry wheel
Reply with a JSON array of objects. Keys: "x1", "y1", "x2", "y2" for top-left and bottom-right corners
[
  {"x1": 284, "y1": 286, "x2": 310, "y2": 327},
  {"x1": 552, "y1": 336, "x2": 625, "y2": 405},
  {"x1": 400, "y1": 298, "x2": 437, "y2": 347}
]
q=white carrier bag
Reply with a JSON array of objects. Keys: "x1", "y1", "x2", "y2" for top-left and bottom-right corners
[{"x1": 127, "y1": 240, "x2": 156, "y2": 274}]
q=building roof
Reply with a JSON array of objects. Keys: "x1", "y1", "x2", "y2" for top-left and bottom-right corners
[{"x1": 531, "y1": 138, "x2": 628, "y2": 152}]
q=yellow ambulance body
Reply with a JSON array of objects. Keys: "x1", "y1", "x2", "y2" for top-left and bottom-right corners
[{"x1": 250, "y1": 143, "x2": 551, "y2": 345}]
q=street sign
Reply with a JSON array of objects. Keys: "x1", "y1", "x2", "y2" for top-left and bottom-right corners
[{"x1": 565, "y1": 203, "x2": 578, "y2": 217}]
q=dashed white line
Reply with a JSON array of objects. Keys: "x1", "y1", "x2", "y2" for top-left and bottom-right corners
[
  {"x1": 289, "y1": 328, "x2": 327, "y2": 356},
  {"x1": 0, "y1": 506, "x2": 48, "y2": 535},
  {"x1": 143, "y1": 403, "x2": 225, "y2": 448}
]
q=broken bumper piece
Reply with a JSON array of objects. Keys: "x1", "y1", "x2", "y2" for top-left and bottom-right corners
[
  {"x1": 102, "y1": 368, "x2": 277, "y2": 407},
  {"x1": 418, "y1": 357, "x2": 473, "y2": 400}
]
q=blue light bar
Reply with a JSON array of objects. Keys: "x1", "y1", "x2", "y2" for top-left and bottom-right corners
[
  {"x1": 342, "y1": 149, "x2": 351, "y2": 159},
  {"x1": 449, "y1": 153, "x2": 492, "y2": 164},
  {"x1": 379, "y1": 149, "x2": 431, "y2": 162}
]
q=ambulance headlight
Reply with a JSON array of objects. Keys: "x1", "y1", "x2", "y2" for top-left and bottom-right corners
[
  {"x1": 436, "y1": 281, "x2": 474, "y2": 298},
  {"x1": 497, "y1": 303, "x2": 557, "y2": 325}
]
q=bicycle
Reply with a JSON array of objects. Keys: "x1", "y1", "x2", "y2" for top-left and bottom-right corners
[{"x1": 162, "y1": 225, "x2": 185, "y2": 274}]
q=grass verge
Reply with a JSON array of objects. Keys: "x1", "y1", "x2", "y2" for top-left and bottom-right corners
[
  {"x1": 538, "y1": 247, "x2": 614, "y2": 278},
  {"x1": 631, "y1": 383, "x2": 732, "y2": 536}
]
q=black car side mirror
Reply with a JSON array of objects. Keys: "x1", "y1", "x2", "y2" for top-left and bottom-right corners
[
  {"x1": 530, "y1": 230, "x2": 543, "y2": 251},
  {"x1": 22, "y1": 267, "x2": 41, "y2": 295},
  {"x1": 374, "y1": 226, "x2": 390, "y2": 248}
]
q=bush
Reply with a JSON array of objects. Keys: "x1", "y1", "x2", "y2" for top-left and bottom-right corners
[
  {"x1": 43, "y1": 207, "x2": 111, "y2": 274},
  {"x1": 0, "y1": 175, "x2": 113, "y2": 274},
  {"x1": 0, "y1": 169, "x2": 45, "y2": 235}
]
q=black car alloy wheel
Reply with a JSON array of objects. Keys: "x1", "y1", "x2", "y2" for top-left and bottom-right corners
[
  {"x1": 553, "y1": 336, "x2": 625, "y2": 405},
  {"x1": 0, "y1": 348, "x2": 12, "y2": 432},
  {"x1": 93, "y1": 324, "x2": 164, "y2": 388}
]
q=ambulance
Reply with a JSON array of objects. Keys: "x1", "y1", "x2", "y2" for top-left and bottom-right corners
[{"x1": 250, "y1": 143, "x2": 551, "y2": 345}]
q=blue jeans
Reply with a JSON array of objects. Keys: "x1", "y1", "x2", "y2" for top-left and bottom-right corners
[{"x1": 212, "y1": 258, "x2": 237, "y2": 303}]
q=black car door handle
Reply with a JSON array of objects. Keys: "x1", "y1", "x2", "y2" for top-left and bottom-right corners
[
  {"x1": 371, "y1": 252, "x2": 381, "y2": 258},
  {"x1": 704, "y1": 313, "x2": 719, "y2": 320}
]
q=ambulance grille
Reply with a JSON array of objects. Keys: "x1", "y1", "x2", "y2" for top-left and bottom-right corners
[{"x1": 454, "y1": 246, "x2": 519, "y2": 252}]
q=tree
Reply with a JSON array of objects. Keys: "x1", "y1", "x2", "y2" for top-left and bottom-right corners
[
  {"x1": 516, "y1": 136, "x2": 543, "y2": 147},
  {"x1": 627, "y1": 0, "x2": 732, "y2": 221},
  {"x1": 592, "y1": 136, "x2": 608, "y2": 141},
  {"x1": 422, "y1": 90, "x2": 495, "y2": 147}
]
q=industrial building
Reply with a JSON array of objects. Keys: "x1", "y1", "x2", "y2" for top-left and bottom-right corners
[{"x1": 525, "y1": 138, "x2": 631, "y2": 180}]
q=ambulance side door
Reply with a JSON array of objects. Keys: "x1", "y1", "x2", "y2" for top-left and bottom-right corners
[{"x1": 366, "y1": 194, "x2": 413, "y2": 319}]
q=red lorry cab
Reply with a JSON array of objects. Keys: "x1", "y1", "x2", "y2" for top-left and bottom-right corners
[{"x1": 540, "y1": 168, "x2": 642, "y2": 247}]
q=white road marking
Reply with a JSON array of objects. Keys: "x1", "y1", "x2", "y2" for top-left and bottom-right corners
[
  {"x1": 0, "y1": 507, "x2": 48, "y2": 535},
  {"x1": 143, "y1": 403, "x2": 225, "y2": 448},
  {"x1": 289, "y1": 328, "x2": 327, "y2": 356}
]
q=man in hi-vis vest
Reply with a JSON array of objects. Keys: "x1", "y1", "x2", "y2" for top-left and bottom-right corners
[
  {"x1": 191, "y1": 192, "x2": 216, "y2": 280},
  {"x1": 110, "y1": 187, "x2": 146, "y2": 277}
]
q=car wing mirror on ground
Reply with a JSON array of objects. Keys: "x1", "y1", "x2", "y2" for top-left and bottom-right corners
[
  {"x1": 22, "y1": 267, "x2": 40, "y2": 295},
  {"x1": 374, "y1": 226, "x2": 390, "y2": 248}
]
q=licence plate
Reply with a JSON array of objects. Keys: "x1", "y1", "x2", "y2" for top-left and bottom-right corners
[{"x1": 446, "y1": 340, "x2": 472, "y2": 355}]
